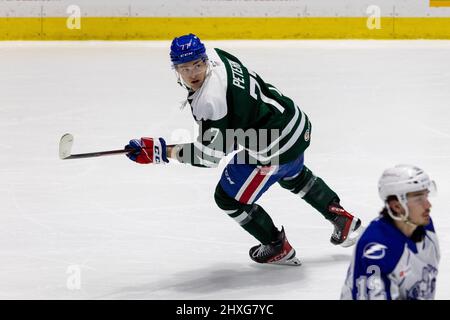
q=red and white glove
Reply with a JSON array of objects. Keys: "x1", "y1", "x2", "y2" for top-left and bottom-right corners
[{"x1": 125, "y1": 137, "x2": 168, "y2": 164}]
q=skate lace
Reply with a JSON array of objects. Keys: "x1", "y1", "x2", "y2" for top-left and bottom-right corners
[
  {"x1": 332, "y1": 216, "x2": 346, "y2": 240},
  {"x1": 252, "y1": 244, "x2": 275, "y2": 258},
  {"x1": 332, "y1": 228, "x2": 342, "y2": 240}
]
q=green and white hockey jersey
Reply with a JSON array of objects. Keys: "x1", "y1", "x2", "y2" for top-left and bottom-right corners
[{"x1": 176, "y1": 48, "x2": 311, "y2": 167}]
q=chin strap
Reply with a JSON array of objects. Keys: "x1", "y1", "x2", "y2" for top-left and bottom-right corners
[
  {"x1": 175, "y1": 75, "x2": 191, "y2": 109},
  {"x1": 385, "y1": 201, "x2": 418, "y2": 227},
  {"x1": 175, "y1": 72, "x2": 191, "y2": 90},
  {"x1": 404, "y1": 219, "x2": 418, "y2": 227}
]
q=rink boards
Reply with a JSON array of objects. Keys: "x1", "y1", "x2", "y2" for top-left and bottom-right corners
[
  {"x1": 1, "y1": 17, "x2": 450, "y2": 40},
  {"x1": 0, "y1": 0, "x2": 450, "y2": 40}
]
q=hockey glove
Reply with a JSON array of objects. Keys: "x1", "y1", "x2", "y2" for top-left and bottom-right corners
[{"x1": 125, "y1": 137, "x2": 168, "y2": 164}]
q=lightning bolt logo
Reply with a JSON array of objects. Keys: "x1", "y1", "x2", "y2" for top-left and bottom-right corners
[{"x1": 363, "y1": 242, "x2": 388, "y2": 260}]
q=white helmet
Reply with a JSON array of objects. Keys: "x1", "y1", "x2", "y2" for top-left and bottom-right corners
[{"x1": 378, "y1": 164, "x2": 436, "y2": 221}]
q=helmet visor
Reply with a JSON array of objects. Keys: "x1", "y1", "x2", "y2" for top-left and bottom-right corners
[
  {"x1": 406, "y1": 180, "x2": 437, "y2": 205},
  {"x1": 429, "y1": 180, "x2": 437, "y2": 196},
  {"x1": 175, "y1": 59, "x2": 208, "y2": 77}
]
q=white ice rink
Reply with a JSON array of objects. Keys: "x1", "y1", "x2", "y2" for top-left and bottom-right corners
[{"x1": 0, "y1": 40, "x2": 449, "y2": 300}]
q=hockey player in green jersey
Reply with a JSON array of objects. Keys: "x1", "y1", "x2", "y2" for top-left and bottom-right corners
[{"x1": 125, "y1": 34, "x2": 363, "y2": 266}]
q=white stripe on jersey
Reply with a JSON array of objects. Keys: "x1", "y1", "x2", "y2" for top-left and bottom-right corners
[
  {"x1": 247, "y1": 108, "x2": 306, "y2": 162},
  {"x1": 193, "y1": 141, "x2": 225, "y2": 158},
  {"x1": 252, "y1": 105, "x2": 300, "y2": 155}
]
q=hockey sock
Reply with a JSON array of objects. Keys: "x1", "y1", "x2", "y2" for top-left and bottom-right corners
[
  {"x1": 278, "y1": 165, "x2": 339, "y2": 220},
  {"x1": 214, "y1": 183, "x2": 279, "y2": 245}
]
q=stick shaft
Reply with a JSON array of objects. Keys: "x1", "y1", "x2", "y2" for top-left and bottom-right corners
[
  {"x1": 62, "y1": 149, "x2": 130, "y2": 159},
  {"x1": 61, "y1": 144, "x2": 176, "y2": 160}
]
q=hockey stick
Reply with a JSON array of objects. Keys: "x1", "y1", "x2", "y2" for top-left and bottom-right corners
[{"x1": 59, "y1": 133, "x2": 133, "y2": 160}]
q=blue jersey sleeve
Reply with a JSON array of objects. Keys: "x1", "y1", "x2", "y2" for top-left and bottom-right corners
[
  {"x1": 350, "y1": 221, "x2": 405, "y2": 300},
  {"x1": 351, "y1": 244, "x2": 393, "y2": 299}
]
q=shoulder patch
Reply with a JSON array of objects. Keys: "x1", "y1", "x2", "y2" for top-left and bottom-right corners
[
  {"x1": 304, "y1": 128, "x2": 310, "y2": 142},
  {"x1": 363, "y1": 242, "x2": 388, "y2": 260}
]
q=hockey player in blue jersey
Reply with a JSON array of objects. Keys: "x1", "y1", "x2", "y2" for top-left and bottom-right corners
[{"x1": 341, "y1": 164, "x2": 439, "y2": 300}]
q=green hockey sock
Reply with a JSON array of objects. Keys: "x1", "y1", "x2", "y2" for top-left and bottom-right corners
[
  {"x1": 279, "y1": 165, "x2": 339, "y2": 220},
  {"x1": 214, "y1": 183, "x2": 279, "y2": 244}
]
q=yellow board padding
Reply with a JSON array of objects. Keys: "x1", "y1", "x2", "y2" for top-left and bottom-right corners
[
  {"x1": 430, "y1": 0, "x2": 450, "y2": 7},
  {"x1": 1, "y1": 17, "x2": 450, "y2": 40}
]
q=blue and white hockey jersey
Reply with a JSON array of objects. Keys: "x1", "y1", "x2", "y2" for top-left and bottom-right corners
[{"x1": 341, "y1": 216, "x2": 440, "y2": 300}]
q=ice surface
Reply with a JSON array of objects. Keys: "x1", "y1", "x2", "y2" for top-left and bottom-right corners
[{"x1": 0, "y1": 40, "x2": 449, "y2": 299}]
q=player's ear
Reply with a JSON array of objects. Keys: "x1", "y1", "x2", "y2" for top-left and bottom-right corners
[{"x1": 387, "y1": 198, "x2": 403, "y2": 216}]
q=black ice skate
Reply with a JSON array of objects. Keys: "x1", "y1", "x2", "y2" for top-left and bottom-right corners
[
  {"x1": 328, "y1": 202, "x2": 363, "y2": 247},
  {"x1": 249, "y1": 227, "x2": 301, "y2": 266}
]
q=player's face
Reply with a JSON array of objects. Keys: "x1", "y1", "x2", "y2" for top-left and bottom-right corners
[
  {"x1": 176, "y1": 59, "x2": 208, "y2": 91},
  {"x1": 406, "y1": 190, "x2": 432, "y2": 226}
]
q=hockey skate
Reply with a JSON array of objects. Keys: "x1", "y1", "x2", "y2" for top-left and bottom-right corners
[
  {"x1": 328, "y1": 202, "x2": 363, "y2": 248},
  {"x1": 249, "y1": 227, "x2": 301, "y2": 266}
]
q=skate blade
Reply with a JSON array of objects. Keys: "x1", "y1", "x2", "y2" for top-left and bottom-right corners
[
  {"x1": 268, "y1": 249, "x2": 302, "y2": 266},
  {"x1": 269, "y1": 256, "x2": 302, "y2": 266},
  {"x1": 340, "y1": 220, "x2": 365, "y2": 248}
]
